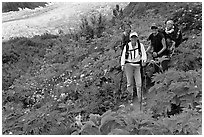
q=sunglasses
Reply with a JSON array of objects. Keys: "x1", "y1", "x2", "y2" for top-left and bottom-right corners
[
  {"x1": 130, "y1": 35, "x2": 138, "y2": 38},
  {"x1": 151, "y1": 26, "x2": 158, "y2": 29}
]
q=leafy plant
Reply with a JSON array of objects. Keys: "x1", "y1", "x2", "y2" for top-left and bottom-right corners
[
  {"x1": 2, "y1": 2, "x2": 202, "y2": 135},
  {"x1": 145, "y1": 68, "x2": 201, "y2": 117},
  {"x1": 171, "y1": 3, "x2": 202, "y2": 32}
]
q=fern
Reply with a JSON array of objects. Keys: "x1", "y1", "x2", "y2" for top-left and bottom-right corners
[
  {"x1": 146, "y1": 68, "x2": 201, "y2": 116},
  {"x1": 108, "y1": 128, "x2": 130, "y2": 135},
  {"x1": 2, "y1": 2, "x2": 202, "y2": 135}
]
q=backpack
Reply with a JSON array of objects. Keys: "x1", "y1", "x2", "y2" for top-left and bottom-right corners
[
  {"x1": 174, "y1": 27, "x2": 183, "y2": 47},
  {"x1": 125, "y1": 40, "x2": 141, "y2": 60},
  {"x1": 159, "y1": 25, "x2": 183, "y2": 48},
  {"x1": 125, "y1": 40, "x2": 144, "y2": 80},
  {"x1": 121, "y1": 32, "x2": 130, "y2": 50}
]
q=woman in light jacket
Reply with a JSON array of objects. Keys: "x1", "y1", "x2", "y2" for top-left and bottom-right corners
[{"x1": 121, "y1": 32, "x2": 147, "y2": 104}]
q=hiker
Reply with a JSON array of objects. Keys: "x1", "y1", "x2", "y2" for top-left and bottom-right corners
[
  {"x1": 120, "y1": 23, "x2": 131, "y2": 50},
  {"x1": 165, "y1": 20, "x2": 183, "y2": 50},
  {"x1": 164, "y1": 20, "x2": 177, "y2": 54},
  {"x1": 112, "y1": 5, "x2": 123, "y2": 26},
  {"x1": 113, "y1": 4, "x2": 120, "y2": 18},
  {"x1": 121, "y1": 32, "x2": 147, "y2": 104},
  {"x1": 146, "y1": 23, "x2": 169, "y2": 72}
]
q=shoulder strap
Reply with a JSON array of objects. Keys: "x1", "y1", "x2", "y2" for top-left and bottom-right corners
[
  {"x1": 137, "y1": 40, "x2": 142, "y2": 57},
  {"x1": 126, "y1": 42, "x2": 129, "y2": 53},
  {"x1": 125, "y1": 41, "x2": 142, "y2": 60},
  {"x1": 125, "y1": 42, "x2": 129, "y2": 59},
  {"x1": 137, "y1": 40, "x2": 143, "y2": 68}
]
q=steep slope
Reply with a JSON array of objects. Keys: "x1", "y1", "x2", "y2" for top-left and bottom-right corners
[{"x1": 2, "y1": 2, "x2": 202, "y2": 135}]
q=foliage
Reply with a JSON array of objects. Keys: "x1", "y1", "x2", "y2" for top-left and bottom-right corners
[
  {"x1": 123, "y1": 2, "x2": 188, "y2": 18},
  {"x1": 2, "y1": 2, "x2": 202, "y2": 135},
  {"x1": 145, "y1": 69, "x2": 201, "y2": 116},
  {"x1": 73, "y1": 107, "x2": 201, "y2": 135},
  {"x1": 169, "y1": 34, "x2": 202, "y2": 71},
  {"x1": 79, "y1": 13, "x2": 107, "y2": 41},
  {"x1": 171, "y1": 3, "x2": 202, "y2": 32}
]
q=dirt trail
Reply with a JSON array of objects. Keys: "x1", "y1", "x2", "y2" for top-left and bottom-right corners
[{"x1": 2, "y1": 2, "x2": 128, "y2": 41}]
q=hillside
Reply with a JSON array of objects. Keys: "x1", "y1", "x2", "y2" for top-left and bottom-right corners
[{"x1": 2, "y1": 2, "x2": 202, "y2": 135}]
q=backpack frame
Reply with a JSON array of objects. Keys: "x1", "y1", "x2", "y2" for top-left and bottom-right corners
[{"x1": 125, "y1": 40, "x2": 142, "y2": 60}]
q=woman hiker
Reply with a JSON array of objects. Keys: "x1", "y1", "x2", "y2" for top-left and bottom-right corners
[{"x1": 121, "y1": 32, "x2": 147, "y2": 105}]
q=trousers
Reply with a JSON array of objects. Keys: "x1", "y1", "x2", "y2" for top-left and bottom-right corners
[{"x1": 124, "y1": 64, "x2": 142, "y2": 98}]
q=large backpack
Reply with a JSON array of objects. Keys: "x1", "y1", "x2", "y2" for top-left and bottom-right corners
[
  {"x1": 125, "y1": 40, "x2": 141, "y2": 60},
  {"x1": 174, "y1": 27, "x2": 183, "y2": 47},
  {"x1": 121, "y1": 32, "x2": 130, "y2": 50},
  {"x1": 159, "y1": 25, "x2": 183, "y2": 48}
]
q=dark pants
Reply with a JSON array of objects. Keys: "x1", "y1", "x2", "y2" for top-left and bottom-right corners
[
  {"x1": 166, "y1": 38, "x2": 172, "y2": 49},
  {"x1": 153, "y1": 56, "x2": 169, "y2": 73}
]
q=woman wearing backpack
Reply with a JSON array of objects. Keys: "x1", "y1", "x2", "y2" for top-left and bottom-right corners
[
  {"x1": 165, "y1": 20, "x2": 176, "y2": 53},
  {"x1": 165, "y1": 20, "x2": 183, "y2": 50},
  {"x1": 121, "y1": 32, "x2": 147, "y2": 104}
]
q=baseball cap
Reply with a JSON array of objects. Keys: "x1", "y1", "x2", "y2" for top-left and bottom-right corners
[
  {"x1": 130, "y1": 32, "x2": 138, "y2": 38},
  {"x1": 150, "y1": 23, "x2": 158, "y2": 29},
  {"x1": 166, "y1": 20, "x2": 174, "y2": 25}
]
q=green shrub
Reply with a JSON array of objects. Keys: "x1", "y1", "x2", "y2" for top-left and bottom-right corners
[
  {"x1": 2, "y1": 2, "x2": 202, "y2": 135},
  {"x1": 79, "y1": 13, "x2": 107, "y2": 41}
]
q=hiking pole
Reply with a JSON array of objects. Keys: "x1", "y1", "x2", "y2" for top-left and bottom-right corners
[
  {"x1": 139, "y1": 61, "x2": 144, "y2": 111},
  {"x1": 118, "y1": 70, "x2": 124, "y2": 101},
  {"x1": 169, "y1": 47, "x2": 175, "y2": 58}
]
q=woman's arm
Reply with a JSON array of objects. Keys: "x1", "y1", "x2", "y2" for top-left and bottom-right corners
[
  {"x1": 146, "y1": 45, "x2": 152, "y2": 53},
  {"x1": 121, "y1": 44, "x2": 126, "y2": 66},
  {"x1": 141, "y1": 43, "x2": 147, "y2": 62}
]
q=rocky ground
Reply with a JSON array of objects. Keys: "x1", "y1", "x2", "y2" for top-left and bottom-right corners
[{"x1": 2, "y1": 2, "x2": 128, "y2": 41}]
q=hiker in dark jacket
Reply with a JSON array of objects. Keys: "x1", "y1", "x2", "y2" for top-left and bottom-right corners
[
  {"x1": 146, "y1": 23, "x2": 168, "y2": 57},
  {"x1": 120, "y1": 23, "x2": 131, "y2": 50},
  {"x1": 113, "y1": 4, "x2": 120, "y2": 18},
  {"x1": 146, "y1": 23, "x2": 169, "y2": 72},
  {"x1": 112, "y1": 5, "x2": 123, "y2": 26}
]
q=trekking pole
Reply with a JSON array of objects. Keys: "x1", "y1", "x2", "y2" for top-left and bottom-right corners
[
  {"x1": 169, "y1": 47, "x2": 175, "y2": 58},
  {"x1": 118, "y1": 70, "x2": 124, "y2": 100},
  {"x1": 140, "y1": 61, "x2": 144, "y2": 111},
  {"x1": 115, "y1": 69, "x2": 123, "y2": 105}
]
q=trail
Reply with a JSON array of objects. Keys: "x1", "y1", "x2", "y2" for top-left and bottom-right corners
[{"x1": 2, "y1": 2, "x2": 128, "y2": 42}]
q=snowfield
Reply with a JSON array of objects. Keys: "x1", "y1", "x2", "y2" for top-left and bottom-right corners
[{"x1": 2, "y1": 2, "x2": 128, "y2": 41}]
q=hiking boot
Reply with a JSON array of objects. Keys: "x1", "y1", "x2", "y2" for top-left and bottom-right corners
[
  {"x1": 126, "y1": 92, "x2": 133, "y2": 104},
  {"x1": 138, "y1": 96, "x2": 147, "y2": 106}
]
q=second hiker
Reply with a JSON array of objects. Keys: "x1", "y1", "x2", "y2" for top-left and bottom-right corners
[{"x1": 146, "y1": 23, "x2": 169, "y2": 72}]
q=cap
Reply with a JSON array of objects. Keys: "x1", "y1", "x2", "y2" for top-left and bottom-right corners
[
  {"x1": 166, "y1": 20, "x2": 174, "y2": 25},
  {"x1": 130, "y1": 32, "x2": 138, "y2": 38},
  {"x1": 150, "y1": 23, "x2": 158, "y2": 29}
]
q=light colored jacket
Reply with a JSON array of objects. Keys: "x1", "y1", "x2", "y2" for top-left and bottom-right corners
[{"x1": 121, "y1": 41, "x2": 147, "y2": 66}]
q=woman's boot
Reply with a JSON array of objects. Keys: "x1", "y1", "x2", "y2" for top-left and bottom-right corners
[{"x1": 136, "y1": 86, "x2": 142, "y2": 103}]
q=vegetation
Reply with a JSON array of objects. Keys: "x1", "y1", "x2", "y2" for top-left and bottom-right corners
[{"x1": 2, "y1": 2, "x2": 202, "y2": 135}]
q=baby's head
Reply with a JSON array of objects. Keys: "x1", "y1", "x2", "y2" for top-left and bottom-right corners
[{"x1": 166, "y1": 20, "x2": 174, "y2": 30}]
